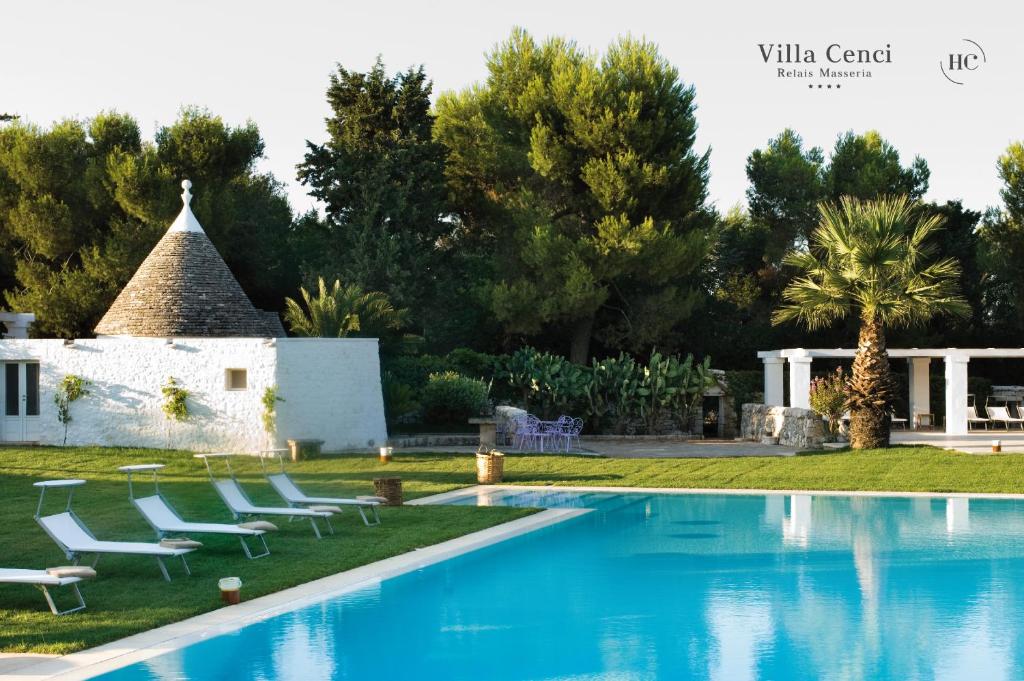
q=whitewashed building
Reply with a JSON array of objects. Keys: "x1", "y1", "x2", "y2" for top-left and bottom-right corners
[{"x1": 0, "y1": 181, "x2": 388, "y2": 451}]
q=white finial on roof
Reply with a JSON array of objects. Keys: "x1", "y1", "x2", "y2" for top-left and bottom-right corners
[{"x1": 168, "y1": 179, "x2": 204, "y2": 233}]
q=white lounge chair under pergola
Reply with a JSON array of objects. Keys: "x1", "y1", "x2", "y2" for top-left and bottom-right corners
[
  {"x1": 967, "y1": 406, "x2": 990, "y2": 430},
  {"x1": 34, "y1": 479, "x2": 195, "y2": 582},
  {"x1": 120, "y1": 464, "x2": 272, "y2": 559},
  {"x1": 986, "y1": 405, "x2": 1024, "y2": 430}
]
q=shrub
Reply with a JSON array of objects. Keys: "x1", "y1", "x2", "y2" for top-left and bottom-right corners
[
  {"x1": 383, "y1": 354, "x2": 451, "y2": 389},
  {"x1": 446, "y1": 348, "x2": 501, "y2": 381},
  {"x1": 722, "y1": 370, "x2": 763, "y2": 416},
  {"x1": 261, "y1": 386, "x2": 284, "y2": 437},
  {"x1": 161, "y1": 377, "x2": 190, "y2": 422},
  {"x1": 496, "y1": 347, "x2": 715, "y2": 434},
  {"x1": 497, "y1": 347, "x2": 591, "y2": 418},
  {"x1": 809, "y1": 367, "x2": 848, "y2": 436},
  {"x1": 54, "y1": 374, "x2": 91, "y2": 445},
  {"x1": 584, "y1": 353, "x2": 641, "y2": 432},
  {"x1": 381, "y1": 371, "x2": 420, "y2": 426},
  {"x1": 420, "y1": 372, "x2": 491, "y2": 425}
]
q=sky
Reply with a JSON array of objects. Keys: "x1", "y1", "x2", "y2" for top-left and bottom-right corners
[{"x1": 3, "y1": 0, "x2": 1022, "y2": 217}]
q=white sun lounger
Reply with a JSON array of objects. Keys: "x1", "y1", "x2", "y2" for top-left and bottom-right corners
[
  {"x1": 120, "y1": 464, "x2": 270, "y2": 559},
  {"x1": 259, "y1": 451, "x2": 382, "y2": 527},
  {"x1": 986, "y1": 405, "x2": 1024, "y2": 430},
  {"x1": 34, "y1": 480, "x2": 194, "y2": 582},
  {"x1": 967, "y1": 406, "x2": 990, "y2": 430},
  {"x1": 195, "y1": 454, "x2": 333, "y2": 539},
  {"x1": 0, "y1": 568, "x2": 89, "y2": 615}
]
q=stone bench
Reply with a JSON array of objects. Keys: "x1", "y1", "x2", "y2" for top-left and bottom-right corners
[{"x1": 468, "y1": 417, "x2": 499, "y2": 447}]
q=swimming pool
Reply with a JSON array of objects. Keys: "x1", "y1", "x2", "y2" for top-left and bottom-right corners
[{"x1": 95, "y1": 488, "x2": 1024, "y2": 680}]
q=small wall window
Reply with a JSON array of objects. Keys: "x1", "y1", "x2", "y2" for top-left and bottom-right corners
[{"x1": 225, "y1": 369, "x2": 248, "y2": 391}]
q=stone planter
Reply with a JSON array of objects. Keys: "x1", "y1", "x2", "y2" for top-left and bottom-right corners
[{"x1": 286, "y1": 439, "x2": 324, "y2": 461}]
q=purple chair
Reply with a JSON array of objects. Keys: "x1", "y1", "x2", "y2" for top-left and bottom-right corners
[
  {"x1": 565, "y1": 417, "x2": 583, "y2": 451},
  {"x1": 513, "y1": 415, "x2": 545, "y2": 451}
]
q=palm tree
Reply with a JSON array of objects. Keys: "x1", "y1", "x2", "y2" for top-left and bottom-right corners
[
  {"x1": 283, "y1": 277, "x2": 407, "y2": 338},
  {"x1": 773, "y1": 196, "x2": 969, "y2": 449}
]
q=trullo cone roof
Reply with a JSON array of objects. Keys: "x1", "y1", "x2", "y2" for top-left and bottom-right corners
[{"x1": 94, "y1": 180, "x2": 274, "y2": 337}]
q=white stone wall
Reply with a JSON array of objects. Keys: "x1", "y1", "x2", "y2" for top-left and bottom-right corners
[
  {"x1": 0, "y1": 337, "x2": 389, "y2": 452},
  {"x1": 273, "y1": 338, "x2": 388, "y2": 451},
  {"x1": 0, "y1": 338, "x2": 275, "y2": 451}
]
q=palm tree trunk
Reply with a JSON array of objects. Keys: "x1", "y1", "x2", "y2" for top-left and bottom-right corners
[{"x1": 847, "y1": 315, "x2": 896, "y2": 449}]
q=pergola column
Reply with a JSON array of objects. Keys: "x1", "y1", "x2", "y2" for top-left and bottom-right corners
[
  {"x1": 763, "y1": 357, "x2": 785, "y2": 406},
  {"x1": 908, "y1": 357, "x2": 931, "y2": 427},
  {"x1": 944, "y1": 355, "x2": 969, "y2": 435},
  {"x1": 788, "y1": 357, "x2": 813, "y2": 410}
]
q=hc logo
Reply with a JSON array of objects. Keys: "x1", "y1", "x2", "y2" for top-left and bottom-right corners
[{"x1": 940, "y1": 39, "x2": 986, "y2": 85}]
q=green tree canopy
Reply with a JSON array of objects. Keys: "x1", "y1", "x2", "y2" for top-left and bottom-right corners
[
  {"x1": 745, "y1": 129, "x2": 825, "y2": 260},
  {"x1": 978, "y1": 142, "x2": 1024, "y2": 331},
  {"x1": 283, "y1": 277, "x2": 407, "y2": 339},
  {"x1": 825, "y1": 130, "x2": 929, "y2": 201},
  {"x1": 998, "y1": 142, "x2": 1024, "y2": 219},
  {"x1": 0, "y1": 109, "x2": 293, "y2": 337},
  {"x1": 434, "y1": 28, "x2": 713, "y2": 363},
  {"x1": 295, "y1": 58, "x2": 450, "y2": 316}
]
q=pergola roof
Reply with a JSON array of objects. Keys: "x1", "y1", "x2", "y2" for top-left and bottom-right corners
[
  {"x1": 758, "y1": 348, "x2": 1024, "y2": 360},
  {"x1": 94, "y1": 180, "x2": 277, "y2": 338}
]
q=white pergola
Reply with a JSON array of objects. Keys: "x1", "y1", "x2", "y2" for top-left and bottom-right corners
[{"x1": 757, "y1": 347, "x2": 1024, "y2": 435}]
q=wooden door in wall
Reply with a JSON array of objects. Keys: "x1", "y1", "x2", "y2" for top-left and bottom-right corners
[{"x1": 1, "y1": 362, "x2": 40, "y2": 442}]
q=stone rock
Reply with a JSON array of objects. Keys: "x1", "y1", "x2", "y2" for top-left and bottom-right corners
[
  {"x1": 741, "y1": 403, "x2": 826, "y2": 449},
  {"x1": 495, "y1": 405, "x2": 527, "y2": 429}
]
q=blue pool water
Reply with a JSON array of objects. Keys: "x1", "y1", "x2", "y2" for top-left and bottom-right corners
[{"x1": 96, "y1": 489, "x2": 1024, "y2": 680}]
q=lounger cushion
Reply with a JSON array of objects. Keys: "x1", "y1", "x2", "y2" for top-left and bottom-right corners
[
  {"x1": 159, "y1": 538, "x2": 203, "y2": 549},
  {"x1": 46, "y1": 566, "x2": 96, "y2": 579},
  {"x1": 238, "y1": 520, "x2": 278, "y2": 532},
  {"x1": 308, "y1": 504, "x2": 343, "y2": 514},
  {"x1": 356, "y1": 496, "x2": 387, "y2": 504}
]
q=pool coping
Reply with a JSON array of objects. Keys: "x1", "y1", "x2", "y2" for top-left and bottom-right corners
[
  {"x1": 8, "y1": 507, "x2": 590, "y2": 681},
  {"x1": 410, "y1": 484, "x2": 1024, "y2": 503}
]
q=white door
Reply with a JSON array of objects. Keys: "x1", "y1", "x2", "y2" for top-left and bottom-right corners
[{"x1": 1, "y1": 362, "x2": 40, "y2": 442}]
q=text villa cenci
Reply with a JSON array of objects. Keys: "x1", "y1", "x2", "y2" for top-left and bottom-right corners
[{"x1": 759, "y1": 43, "x2": 892, "y2": 78}]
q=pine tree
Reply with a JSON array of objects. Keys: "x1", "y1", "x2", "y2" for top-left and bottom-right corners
[{"x1": 435, "y1": 29, "x2": 713, "y2": 363}]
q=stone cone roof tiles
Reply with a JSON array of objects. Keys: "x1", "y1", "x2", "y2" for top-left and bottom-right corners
[{"x1": 94, "y1": 180, "x2": 274, "y2": 338}]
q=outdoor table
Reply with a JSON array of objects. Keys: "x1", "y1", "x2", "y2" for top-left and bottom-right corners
[{"x1": 468, "y1": 417, "x2": 499, "y2": 447}]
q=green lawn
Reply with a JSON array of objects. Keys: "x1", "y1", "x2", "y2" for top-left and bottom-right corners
[
  {"x1": 0, "y1": 447, "x2": 531, "y2": 654},
  {"x1": 4, "y1": 443, "x2": 1024, "y2": 655}
]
